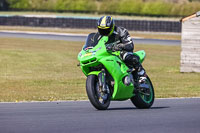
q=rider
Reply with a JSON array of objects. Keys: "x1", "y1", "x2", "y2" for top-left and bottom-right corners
[{"x1": 97, "y1": 16, "x2": 146, "y2": 83}]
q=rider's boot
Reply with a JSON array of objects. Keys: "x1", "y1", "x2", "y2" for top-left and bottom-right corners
[
  {"x1": 137, "y1": 66, "x2": 147, "y2": 83},
  {"x1": 137, "y1": 66, "x2": 151, "y2": 95},
  {"x1": 132, "y1": 65, "x2": 147, "y2": 93}
]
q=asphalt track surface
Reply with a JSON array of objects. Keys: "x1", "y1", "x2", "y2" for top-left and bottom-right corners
[
  {"x1": 0, "y1": 32, "x2": 181, "y2": 45},
  {"x1": 0, "y1": 98, "x2": 200, "y2": 133}
]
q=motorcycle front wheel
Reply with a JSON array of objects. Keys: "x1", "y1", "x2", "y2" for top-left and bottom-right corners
[
  {"x1": 131, "y1": 75, "x2": 154, "y2": 109},
  {"x1": 86, "y1": 75, "x2": 111, "y2": 110}
]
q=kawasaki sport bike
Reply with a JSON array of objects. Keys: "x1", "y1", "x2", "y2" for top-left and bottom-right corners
[{"x1": 77, "y1": 33, "x2": 154, "y2": 110}]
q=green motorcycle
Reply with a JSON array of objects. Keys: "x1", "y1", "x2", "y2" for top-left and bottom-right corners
[{"x1": 77, "y1": 33, "x2": 154, "y2": 110}]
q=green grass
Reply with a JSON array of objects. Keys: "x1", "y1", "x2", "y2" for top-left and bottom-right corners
[
  {"x1": 0, "y1": 37, "x2": 86, "y2": 102},
  {"x1": 0, "y1": 37, "x2": 199, "y2": 102}
]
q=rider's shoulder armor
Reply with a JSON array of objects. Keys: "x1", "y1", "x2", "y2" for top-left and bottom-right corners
[{"x1": 116, "y1": 26, "x2": 129, "y2": 38}]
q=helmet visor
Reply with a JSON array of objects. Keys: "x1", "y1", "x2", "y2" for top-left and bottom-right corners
[{"x1": 98, "y1": 27, "x2": 112, "y2": 36}]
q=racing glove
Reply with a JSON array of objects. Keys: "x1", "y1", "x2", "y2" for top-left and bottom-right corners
[{"x1": 112, "y1": 44, "x2": 123, "y2": 51}]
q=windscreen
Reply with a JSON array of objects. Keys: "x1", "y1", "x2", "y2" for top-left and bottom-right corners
[{"x1": 83, "y1": 33, "x2": 101, "y2": 50}]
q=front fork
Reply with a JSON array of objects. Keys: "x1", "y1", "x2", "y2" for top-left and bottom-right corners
[{"x1": 98, "y1": 69, "x2": 110, "y2": 94}]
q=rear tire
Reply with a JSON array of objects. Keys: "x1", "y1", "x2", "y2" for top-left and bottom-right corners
[
  {"x1": 131, "y1": 75, "x2": 154, "y2": 109},
  {"x1": 86, "y1": 75, "x2": 110, "y2": 110}
]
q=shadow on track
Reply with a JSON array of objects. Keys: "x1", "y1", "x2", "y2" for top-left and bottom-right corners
[{"x1": 107, "y1": 106, "x2": 170, "y2": 111}]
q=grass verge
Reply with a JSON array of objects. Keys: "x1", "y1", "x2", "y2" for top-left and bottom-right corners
[{"x1": 0, "y1": 37, "x2": 199, "y2": 102}]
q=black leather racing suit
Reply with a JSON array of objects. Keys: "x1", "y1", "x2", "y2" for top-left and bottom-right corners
[{"x1": 103, "y1": 26, "x2": 142, "y2": 70}]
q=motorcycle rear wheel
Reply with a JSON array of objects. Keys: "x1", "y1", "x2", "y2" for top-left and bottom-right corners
[
  {"x1": 86, "y1": 75, "x2": 111, "y2": 110},
  {"x1": 131, "y1": 75, "x2": 154, "y2": 109}
]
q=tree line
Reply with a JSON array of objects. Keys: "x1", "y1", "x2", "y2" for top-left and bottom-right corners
[{"x1": 1, "y1": 0, "x2": 200, "y2": 17}]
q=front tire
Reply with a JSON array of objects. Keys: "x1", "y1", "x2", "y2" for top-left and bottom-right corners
[
  {"x1": 131, "y1": 75, "x2": 154, "y2": 109},
  {"x1": 86, "y1": 75, "x2": 110, "y2": 110}
]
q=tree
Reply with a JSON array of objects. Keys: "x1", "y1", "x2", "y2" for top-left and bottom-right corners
[{"x1": 0, "y1": 0, "x2": 9, "y2": 11}]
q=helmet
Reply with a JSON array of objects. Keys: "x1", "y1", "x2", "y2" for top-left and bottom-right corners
[{"x1": 97, "y1": 16, "x2": 115, "y2": 36}]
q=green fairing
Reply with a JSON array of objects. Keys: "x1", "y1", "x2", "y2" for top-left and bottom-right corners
[
  {"x1": 134, "y1": 50, "x2": 146, "y2": 63},
  {"x1": 77, "y1": 36, "x2": 146, "y2": 100},
  {"x1": 88, "y1": 71, "x2": 101, "y2": 76}
]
